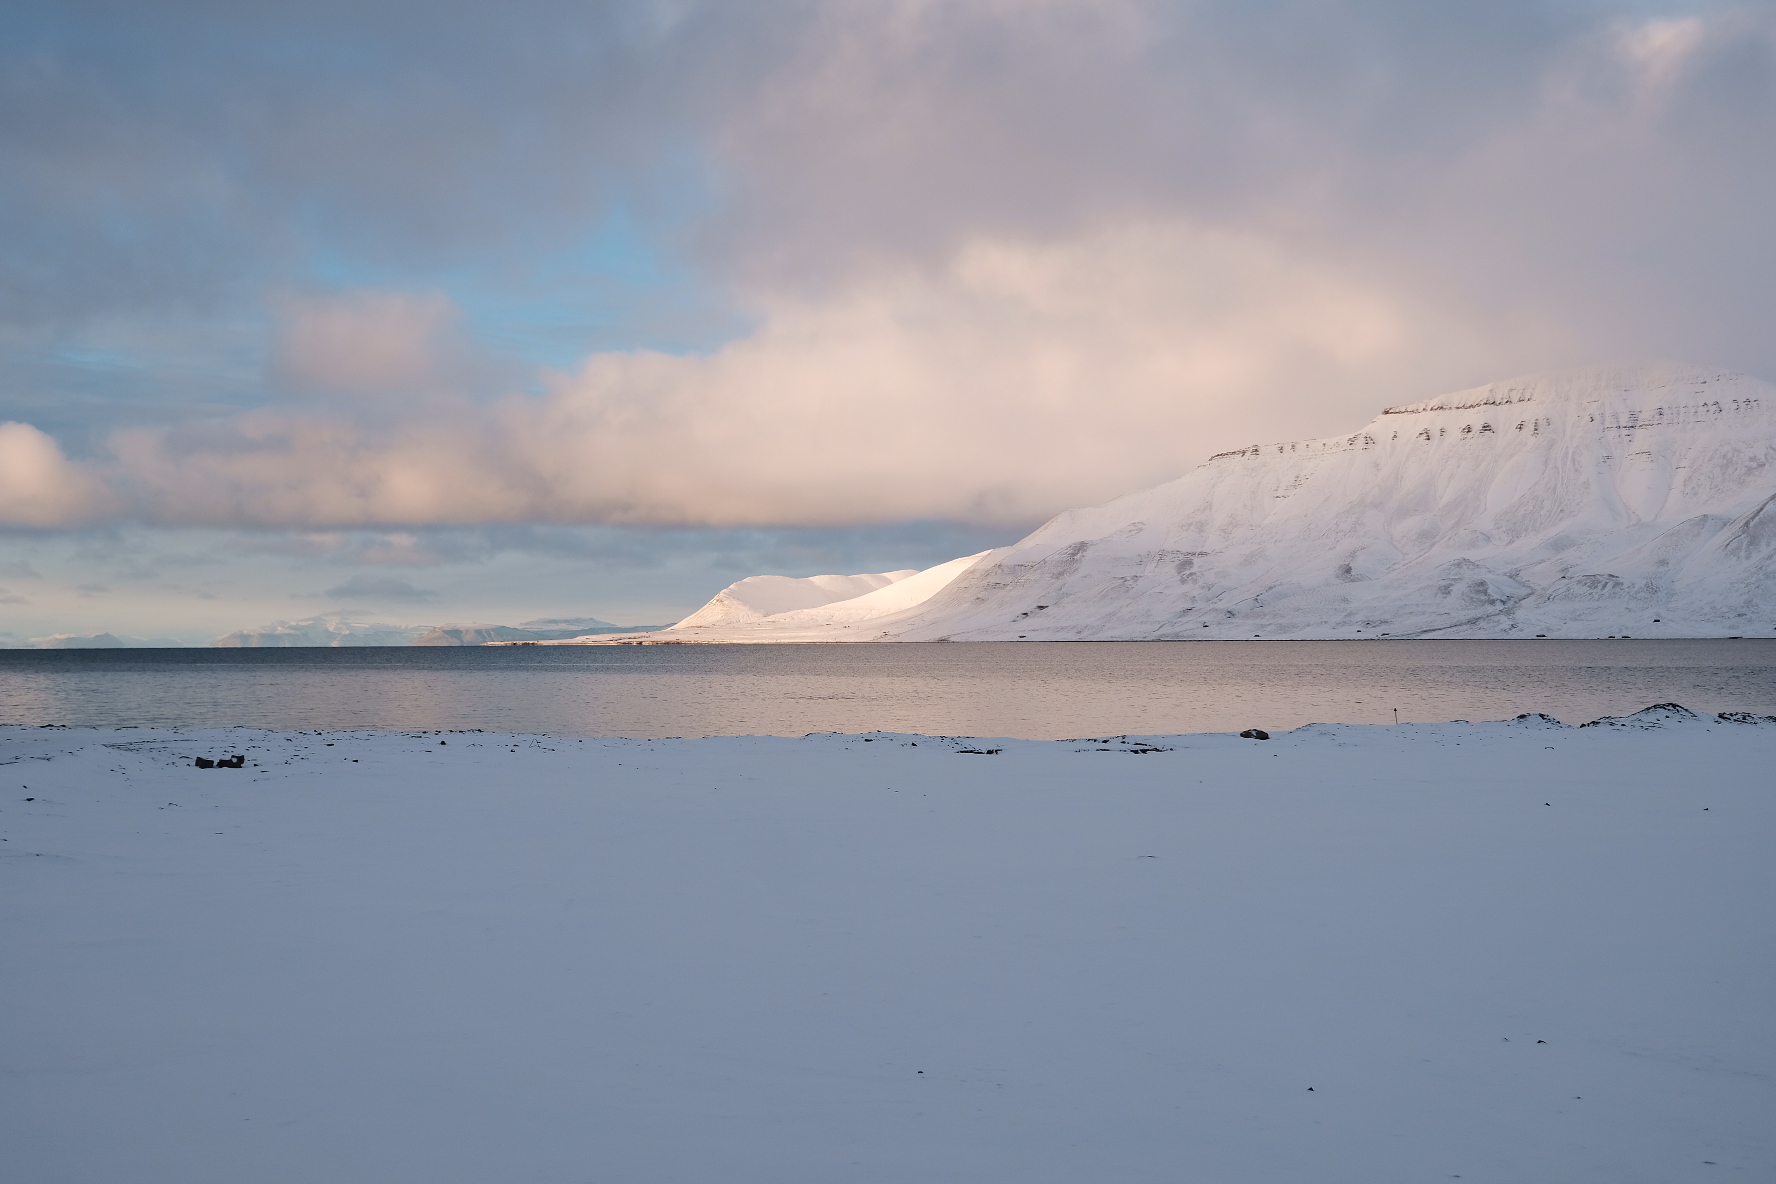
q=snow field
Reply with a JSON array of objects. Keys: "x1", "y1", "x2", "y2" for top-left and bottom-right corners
[{"x1": 2, "y1": 713, "x2": 1771, "y2": 1183}]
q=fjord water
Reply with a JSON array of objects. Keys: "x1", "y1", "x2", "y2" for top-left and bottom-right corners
[{"x1": 2, "y1": 640, "x2": 1773, "y2": 737}]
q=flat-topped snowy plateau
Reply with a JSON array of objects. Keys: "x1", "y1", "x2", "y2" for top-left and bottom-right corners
[
  {"x1": 560, "y1": 363, "x2": 1776, "y2": 643},
  {"x1": 3, "y1": 707, "x2": 1770, "y2": 1182}
]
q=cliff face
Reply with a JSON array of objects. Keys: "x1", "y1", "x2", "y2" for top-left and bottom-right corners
[{"x1": 886, "y1": 363, "x2": 1776, "y2": 640}]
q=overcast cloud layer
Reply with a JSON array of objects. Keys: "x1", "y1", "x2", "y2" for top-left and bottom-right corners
[{"x1": 2, "y1": 0, "x2": 1774, "y2": 631}]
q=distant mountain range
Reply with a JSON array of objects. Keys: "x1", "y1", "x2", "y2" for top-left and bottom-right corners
[
  {"x1": 576, "y1": 362, "x2": 1776, "y2": 643},
  {"x1": 412, "y1": 619, "x2": 662, "y2": 646},
  {"x1": 1, "y1": 632, "x2": 188, "y2": 649},
  {"x1": 210, "y1": 616, "x2": 664, "y2": 647}
]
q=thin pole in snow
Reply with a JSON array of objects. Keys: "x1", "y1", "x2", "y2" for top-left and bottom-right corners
[{"x1": 1394, "y1": 708, "x2": 1399, "y2": 725}]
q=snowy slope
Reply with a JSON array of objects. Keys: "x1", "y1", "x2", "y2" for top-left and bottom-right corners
[
  {"x1": 766, "y1": 552, "x2": 991, "y2": 626},
  {"x1": 644, "y1": 552, "x2": 992, "y2": 642},
  {"x1": 891, "y1": 362, "x2": 1776, "y2": 640},
  {"x1": 671, "y1": 569, "x2": 919, "y2": 628}
]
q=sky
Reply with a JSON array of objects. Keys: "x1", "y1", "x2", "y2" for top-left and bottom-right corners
[{"x1": 1, "y1": 0, "x2": 1773, "y2": 643}]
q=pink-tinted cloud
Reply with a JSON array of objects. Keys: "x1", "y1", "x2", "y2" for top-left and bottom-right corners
[
  {"x1": 0, "y1": 1, "x2": 1771, "y2": 534},
  {"x1": 0, "y1": 422, "x2": 114, "y2": 526}
]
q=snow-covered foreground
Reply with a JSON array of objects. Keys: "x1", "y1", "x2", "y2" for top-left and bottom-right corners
[{"x1": 3, "y1": 709, "x2": 1770, "y2": 1183}]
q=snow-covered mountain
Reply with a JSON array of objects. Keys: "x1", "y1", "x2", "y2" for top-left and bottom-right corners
[
  {"x1": 609, "y1": 363, "x2": 1776, "y2": 642},
  {"x1": 212, "y1": 618, "x2": 433, "y2": 647},
  {"x1": 414, "y1": 618, "x2": 652, "y2": 645},
  {"x1": 586, "y1": 555, "x2": 990, "y2": 643},
  {"x1": 2, "y1": 632, "x2": 187, "y2": 649},
  {"x1": 214, "y1": 616, "x2": 663, "y2": 647},
  {"x1": 672, "y1": 571, "x2": 920, "y2": 628}
]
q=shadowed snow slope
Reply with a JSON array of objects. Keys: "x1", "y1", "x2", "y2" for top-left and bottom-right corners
[{"x1": 894, "y1": 362, "x2": 1776, "y2": 640}]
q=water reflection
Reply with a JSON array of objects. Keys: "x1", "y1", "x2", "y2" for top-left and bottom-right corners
[{"x1": 1, "y1": 640, "x2": 1773, "y2": 739}]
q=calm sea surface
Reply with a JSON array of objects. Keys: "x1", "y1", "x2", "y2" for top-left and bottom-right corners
[{"x1": 2, "y1": 640, "x2": 1773, "y2": 738}]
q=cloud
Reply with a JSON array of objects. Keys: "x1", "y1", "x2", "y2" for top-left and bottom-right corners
[
  {"x1": 0, "y1": 0, "x2": 686, "y2": 330},
  {"x1": 347, "y1": 533, "x2": 451, "y2": 566},
  {"x1": 233, "y1": 530, "x2": 465, "y2": 566},
  {"x1": 6, "y1": 1, "x2": 1770, "y2": 336},
  {"x1": 273, "y1": 291, "x2": 461, "y2": 396},
  {"x1": 0, "y1": 1, "x2": 1771, "y2": 534},
  {"x1": 0, "y1": 423, "x2": 113, "y2": 526},
  {"x1": 74, "y1": 219, "x2": 1511, "y2": 528},
  {"x1": 321, "y1": 575, "x2": 438, "y2": 601},
  {"x1": 1616, "y1": 16, "x2": 1709, "y2": 95}
]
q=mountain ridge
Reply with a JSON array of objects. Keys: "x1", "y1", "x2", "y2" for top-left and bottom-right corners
[
  {"x1": 588, "y1": 362, "x2": 1776, "y2": 643},
  {"x1": 892, "y1": 362, "x2": 1776, "y2": 640}
]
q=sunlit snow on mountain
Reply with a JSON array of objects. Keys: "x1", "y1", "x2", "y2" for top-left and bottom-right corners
[{"x1": 592, "y1": 363, "x2": 1776, "y2": 643}]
